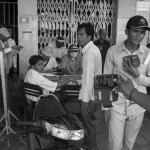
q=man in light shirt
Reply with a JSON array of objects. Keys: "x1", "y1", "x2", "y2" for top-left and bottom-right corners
[
  {"x1": 0, "y1": 27, "x2": 19, "y2": 110},
  {"x1": 0, "y1": 27, "x2": 18, "y2": 74},
  {"x1": 24, "y1": 55, "x2": 77, "y2": 102},
  {"x1": 103, "y1": 15, "x2": 150, "y2": 150},
  {"x1": 77, "y1": 22, "x2": 102, "y2": 150},
  {"x1": 3, "y1": 25, "x2": 17, "y2": 73}
]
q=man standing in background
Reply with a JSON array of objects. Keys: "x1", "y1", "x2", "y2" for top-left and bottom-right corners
[
  {"x1": 77, "y1": 22, "x2": 102, "y2": 150},
  {"x1": 48, "y1": 36, "x2": 67, "y2": 59},
  {"x1": 0, "y1": 27, "x2": 19, "y2": 120},
  {"x1": 94, "y1": 29, "x2": 111, "y2": 72}
]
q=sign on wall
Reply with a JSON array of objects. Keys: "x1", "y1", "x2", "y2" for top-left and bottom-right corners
[{"x1": 137, "y1": 1, "x2": 150, "y2": 11}]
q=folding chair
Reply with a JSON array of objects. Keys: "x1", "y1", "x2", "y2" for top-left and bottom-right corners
[
  {"x1": 23, "y1": 82, "x2": 43, "y2": 121},
  {"x1": 24, "y1": 82, "x2": 43, "y2": 98},
  {"x1": 23, "y1": 82, "x2": 66, "y2": 121}
]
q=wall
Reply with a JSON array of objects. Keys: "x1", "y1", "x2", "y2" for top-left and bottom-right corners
[
  {"x1": 18, "y1": 0, "x2": 38, "y2": 79},
  {"x1": 116, "y1": 0, "x2": 150, "y2": 44},
  {"x1": 18, "y1": 0, "x2": 150, "y2": 79}
]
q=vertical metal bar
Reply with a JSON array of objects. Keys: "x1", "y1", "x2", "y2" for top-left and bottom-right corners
[
  {"x1": 8, "y1": 3, "x2": 10, "y2": 25},
  {"x1": 4, "y1": 3, "x2": 5, "y2": 24},
  {"x1": 13, "y1": 3, "x2": 16, "y2": 41}
]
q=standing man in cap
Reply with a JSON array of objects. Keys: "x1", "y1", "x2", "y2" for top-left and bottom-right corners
[
  {"x1": 103, "y1": 15, "x2": 150, "y2": 150},
  {"x1": 60, "y1": 44, "x2": 83, "y2": 75},
  {"x1": 48, "y1": 36, "x2": 67, "y2": 59}
]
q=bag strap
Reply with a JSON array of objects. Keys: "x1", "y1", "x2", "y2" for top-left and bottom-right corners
[{"x1": 44, "y1": 58, "x2": 50, "y2": 67}]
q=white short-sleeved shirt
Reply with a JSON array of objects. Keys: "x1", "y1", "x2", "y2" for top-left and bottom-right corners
[
  {"x1": 0, "y1": 40, "x2": 13, "y2": 74},
  {"x1": 104, "y1": 41, "x2": 150, "y2": 115},
  {"x1": 7, "y1": 38, "x2": 17, "y2": 68},
  {"x1": 48, "y1": 42, "x2": 67, "y2": 58},
  {"x1": 24, "y1": 69, "x2": 57, "y2": 102},
  {"x1": 44, "y1": 57, "x2": 57, "y2": 72}
]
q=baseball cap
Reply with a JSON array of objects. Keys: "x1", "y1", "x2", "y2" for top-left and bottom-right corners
[
  {"x1": 41, "y1": 46, "x2": 54, "y2": 57},
  {"x1": 126, "y1": 15, "x2": 150, "y2": 31},
  {"x1": 0, "y1": 27, "x2": 10, "y2": 37},
  {"x1": 68, "y1": 44, "x2": 79, "y2": 52}
]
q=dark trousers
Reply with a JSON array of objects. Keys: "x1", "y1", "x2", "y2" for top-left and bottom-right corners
[{"x1": 81, "y1": 100, "x2": 102, "y2": 150}]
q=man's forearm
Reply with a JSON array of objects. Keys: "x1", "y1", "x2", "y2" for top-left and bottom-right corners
[
  {"x1": 131, "y1": 89, "x2": 150, "y2": 112},
  {"x1": 57, "y1": 78, "x2": 70, "y2": 89}
]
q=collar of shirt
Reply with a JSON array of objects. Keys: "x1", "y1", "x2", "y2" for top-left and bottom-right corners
[
  {"x1": 82, "y1": 41, "x2": 93, "y2": 54},
  {"x1": 30, "y1": 68, "x2": 39, "y2": 74},
  {"x1": 119, "y1": 41, "x2": 146, "y2": 54}
]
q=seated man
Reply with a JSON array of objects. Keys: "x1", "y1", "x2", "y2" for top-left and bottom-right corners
[
  {"x1": 24, "y1": 55, "x2": 77, "y2": 102},
  {"x1": 48, "y1": 36, "x2": 67, "y2": 59},
  {"x1": 40, "y1": 46, "x2": 58, "y2": 73},
  {"x1": 60, "y1": 44, "x2": 83, "y2": 75}
]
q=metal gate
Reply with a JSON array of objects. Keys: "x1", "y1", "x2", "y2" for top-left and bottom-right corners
[
  {"x1": 37, "y1": 0, "x2": 118, "y2": 52},
  {"x1": 0, "y1": 1, "x2": 18, "y2": 44},
  {"x1": 0, "y1": 1, "x2": 18, "y2": 69}
]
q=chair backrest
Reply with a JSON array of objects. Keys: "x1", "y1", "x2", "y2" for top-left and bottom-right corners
[
  {"x1": 23, "y1": 82, "x2": 43, "y2": 98},
  {"x1": 61, "y1": 85, "x2": 81, "y2": 114},
  {"x1": 23, "y1": 82, "x2": 66, "y2": 120},
  {"x1": 61, "y1": 85, "x2": 81, "y2": 101}
]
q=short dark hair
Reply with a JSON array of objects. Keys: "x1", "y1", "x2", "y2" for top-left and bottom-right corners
[
  {"x1": 29, "y1": 55, "x2": 43, "y2": 66},
  {"x1": 77, "y1": 22, "x2": 95, "y2": 41},
  {"x1": 99, "y1": 29, "x2": 107, "y2": 35}
]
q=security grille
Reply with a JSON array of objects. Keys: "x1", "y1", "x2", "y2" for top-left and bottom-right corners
[
  {"x1": 0, "y1": 1, "x2": 18, "y2": 44},
  {"x1": 0, "y1": 1, "x2": 18, "y2": 70},
  {"x1": 37, "y1": 0, "x2": 118, "y2": 52}
]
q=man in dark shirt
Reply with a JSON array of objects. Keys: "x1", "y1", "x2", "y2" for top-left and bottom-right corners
[{"x1": 94, "y1": 29, "x2": 111, "y2": 72}]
